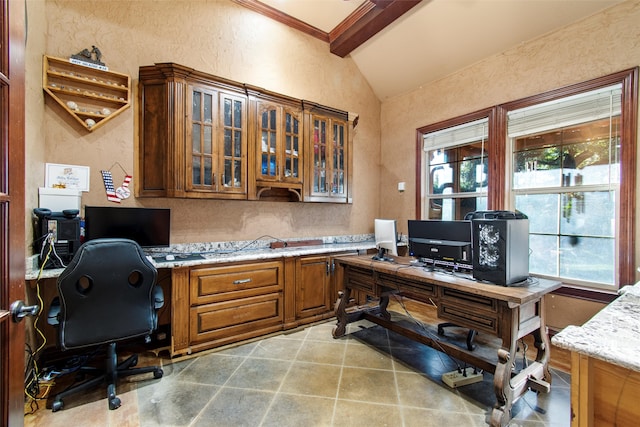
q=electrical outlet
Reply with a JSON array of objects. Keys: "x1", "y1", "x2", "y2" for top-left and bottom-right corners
[{"x1": 441, "y1": 367, "x2": 483, "y2": 388}]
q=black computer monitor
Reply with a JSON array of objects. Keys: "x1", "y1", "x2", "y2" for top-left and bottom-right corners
[
  {"x1": 84, "y1": 206, "x2": 171, "y2": 248},
  {"x1": 408, "y1": 219, "x2": 472, "y2": 269}
]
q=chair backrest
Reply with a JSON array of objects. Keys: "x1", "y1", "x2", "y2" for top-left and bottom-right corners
[{"x1": 56, "y1": 238, "x2": 158, "y2": 350}]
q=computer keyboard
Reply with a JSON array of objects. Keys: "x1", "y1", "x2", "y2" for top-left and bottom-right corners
[{"x1": 152, "y1": 253, "x2": 205, "y2": 262}]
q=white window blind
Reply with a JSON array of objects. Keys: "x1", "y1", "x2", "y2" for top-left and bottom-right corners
[
  {"x1": 423, "y1": 118, "x2": 488, "y2": 151},
  {"x1": 507, "y1": 84, "x2": 622, "y2": 137}
]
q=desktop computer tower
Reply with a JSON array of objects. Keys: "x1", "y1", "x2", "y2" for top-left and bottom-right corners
[
  {"x1": 33, "y1": 208, "x2": 81, "y2": 269},
  {"x1": 468, "y1": 212, "x2": 529, "y2": 286}
]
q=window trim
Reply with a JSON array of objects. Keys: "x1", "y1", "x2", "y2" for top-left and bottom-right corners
[{"x1": 415, "y1": 68, "x2": 638, "y2": 290}]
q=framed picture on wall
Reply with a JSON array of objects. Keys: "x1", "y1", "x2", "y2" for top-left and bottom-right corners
[{"x1": 45, "y1": 163, "x2": 90, "y2": 192}]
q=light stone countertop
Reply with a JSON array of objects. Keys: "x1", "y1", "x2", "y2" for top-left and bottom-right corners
[
  {"x1": 551, "y1": 282, "x2": 640, "y2": 372},
  {"x1": 26, "y1": 234, "x2": 378, "y2": 281}
]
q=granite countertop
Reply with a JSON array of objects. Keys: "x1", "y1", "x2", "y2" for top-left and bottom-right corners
[
  {"x1": 551, "y1": 283, "x2": 640, "y2": 372},
  {"x1": 25, "y1": 234, "x2": 378, "y2": 281}
]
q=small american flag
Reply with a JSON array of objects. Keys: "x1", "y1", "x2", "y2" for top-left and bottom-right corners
[{"x1": 101, "y1": 170, "x2": 121, "y2": 203}]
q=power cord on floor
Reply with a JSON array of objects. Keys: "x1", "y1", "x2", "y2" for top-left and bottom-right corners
[
  {"x1": 371, "y1": 264, "x2": 470, "y2": 373},
  {"x1": 24, "y1": 244, "x2": 53, "y2": 414}
]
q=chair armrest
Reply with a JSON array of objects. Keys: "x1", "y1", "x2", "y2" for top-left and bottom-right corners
[
  {"x1": 153, "y1": 286, "x2": 164, "y2": 310},
  {"x1": 48, "y1": 297, "x2": 60, "y2": 326}
]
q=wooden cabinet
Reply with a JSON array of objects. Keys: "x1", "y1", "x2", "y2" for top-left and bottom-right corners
[
  {"x1": 295, "y1": 255, "x2": 334, "y2": 319},
  {"x1": 166, "y1": 252, "x2": 361, "y2": 356},
  {"x1": 286, "y1": 252, "x2": 356, "y2": 328},
  {"x1": 188, "y1": 84, "x2": 247, "y2": 196},
  {"x1": 137, "y1": 63, "x2": 247, "y2": 199},
  {"x1": 138, "y1": 62, "x2": 353, "y2": 203},
  {"x1": 305, "y1": 107, "x2": 352, "y2": 203},
  {"x1": 187, "y1": 260, "x2": 284, "y2": 353},
  {"x1": 43, "y1": 55, "x2": 131, "y2": 132},
  {"x1": 569, "y1": 352, "x2": 640, "y2": 426},
  {"x1": 250, "y1": 97, "x2": 304, "y2": 201}
]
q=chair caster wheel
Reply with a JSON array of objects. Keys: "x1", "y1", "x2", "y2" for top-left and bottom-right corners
[
  {"x1": 154, "y1": 368, "x2": 163, "y2": 379},
  {"x1": 109, "y1": 396, "x2": 121, "y2": 410},
  {"x1": 51, "y1": 400, "x2": 63, "y2": 412}
]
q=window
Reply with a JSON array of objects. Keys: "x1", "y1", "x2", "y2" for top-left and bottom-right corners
[
  {"x1": 416, "y1": 69, "x2": 638, "y2": 291},
  {"x1": 419, "y1": 114, "x2": 491, "y2": 221},
  {"x1": 508, "y1": 85, "x2": 621, "y2": 289}
]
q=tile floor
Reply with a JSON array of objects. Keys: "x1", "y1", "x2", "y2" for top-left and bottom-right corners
[{"x1": 25, "y1": 318, "x2": 571, "y2": 427}]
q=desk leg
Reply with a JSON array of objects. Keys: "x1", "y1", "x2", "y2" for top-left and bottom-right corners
[
  {"x1": 333, "y1": 289, "x2": 352, "y2": 338},
  {"x1": 491, "y1": 303, "x2": 552, "y2": 427},
  {"x1": 490, "y1": 348, "x2": 517, "y2": 427}
]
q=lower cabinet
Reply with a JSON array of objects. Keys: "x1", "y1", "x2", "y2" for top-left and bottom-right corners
[
  {"x1": 187, "y1": 260, "x2": 284, "y2": 354},
  {"x1": 170, "y1": 253, "x2": 357, "y2": 357},
  {"x1": 295, "y1": 255, "x2": 334, "y2": 319},
  {"x1": 284, "y1": 252, "x2": 356, "y2": 328}
]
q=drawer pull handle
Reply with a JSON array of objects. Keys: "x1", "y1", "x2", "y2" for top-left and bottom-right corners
[{"x1": 233, "y1": 278, "x2": 252, "y2": 285}]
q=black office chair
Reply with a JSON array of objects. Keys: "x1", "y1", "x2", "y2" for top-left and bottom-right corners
[
  {"x1": 48, "y1": 238, "x2": 164, "y2": 412},
  {"x1": 437, "y1": 322, "x2": 477, "y2": 351}
]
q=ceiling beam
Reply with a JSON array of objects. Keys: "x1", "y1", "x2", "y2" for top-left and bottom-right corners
[
  {"x1": 329, "y1": 0, "x2": 423, "y2": 58},
  {"x1": 233, "y1": 0, "x2": 423, "y2": 58}
]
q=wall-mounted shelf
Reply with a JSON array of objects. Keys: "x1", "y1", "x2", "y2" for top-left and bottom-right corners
[{"x1": 43, "y1": 55, "x2": 131, "y2": 132}]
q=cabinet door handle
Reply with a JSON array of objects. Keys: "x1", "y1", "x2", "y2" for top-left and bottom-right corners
[{"x1": 233, "y1": 278, "x2": 252, "y2": 285}]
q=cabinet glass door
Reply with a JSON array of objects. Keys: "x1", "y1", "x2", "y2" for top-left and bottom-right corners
[
  {"x1": 260, "y1": 106, "x2": 278, "y2": 180},
  {"x1": 221, "y1": 95, "x2": 245, "y2": 192},
  {"x1": 307, "y1": 113, "x2": 349, "y2": 202},
  {"x1": 191, "y1": 87, "x2": 215, "y2": 190},
  {"x1": 332, "y1": 121, "x2": 345, "y2": 196},
  {"x1": 284, "y1": 109, "x2": 301, "y2": 182},
  {"x1": 256, "y1": 103, "x2": 302, "y2": 185},
  {"x1": 189, "y1": 87, "x2": 246, "y2": 195},
  {"x1": 312, "y1": 117, "x2": 328, "y2": 194}
]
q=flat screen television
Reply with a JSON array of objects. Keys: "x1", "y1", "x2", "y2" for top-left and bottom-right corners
[
  {"x1": 84, "y1": 206, "x2": 171, "y2": 248},
  {"x1": 408, "y1": 219, "x2": 472, "y2": 270},
  {"x1": 373, "y1": 219, "x2": 398, "y2": 262}
]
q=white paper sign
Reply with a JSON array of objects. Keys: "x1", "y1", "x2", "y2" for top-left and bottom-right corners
[{"x1": 45, "y1": 163, "x2": 90, "y2": 192}]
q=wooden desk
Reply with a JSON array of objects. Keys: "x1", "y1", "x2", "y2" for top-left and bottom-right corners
[{"x1": 332, "y1": 255, "x2": 562, "y2": 427}]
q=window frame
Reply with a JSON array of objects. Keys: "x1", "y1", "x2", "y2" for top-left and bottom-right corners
[{"x1": 415, "y1": 68, "x2": 638, "y2": 291}]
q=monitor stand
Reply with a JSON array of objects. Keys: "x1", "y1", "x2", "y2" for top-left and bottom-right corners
[{"x1": 372, "y1": 247, "x2": 394, "y2": 262}]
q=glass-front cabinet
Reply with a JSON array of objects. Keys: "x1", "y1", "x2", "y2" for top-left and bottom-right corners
[
  {"x1": 137, "y1": 63, "x2": 247, "y2": 199},
  {"x1": 251, "y1": 99, "x2": 303, "y2": 200},
  {"x1": 138, "y1": 62, "x2": 351, "y2": 203},
  {"x1": 188, "y1": 86, "x2": 246, "y2": 196},
  {"x1": 305, "y1": 109, "x2": 351, "y2": 203}
]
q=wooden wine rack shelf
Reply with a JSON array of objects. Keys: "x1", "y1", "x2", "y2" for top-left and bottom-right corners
[{"x1": 43, "y1": 55, "x2": 131, "y2": 132}]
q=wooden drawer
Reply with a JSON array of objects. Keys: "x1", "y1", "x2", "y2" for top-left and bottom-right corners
[
  {"x1": 343, "y1": 266, "x2": 377, "y2": 294},
  {"x1": 190, "y1": 260, "x2": 283, "y2": 304},
  {"x1": 437, "y1": 287, "x2": 499, "y2": 335},
  {"x1": 190, "y1": 292, "x2": 283, "y2": 345},
  {"x1": 376, "y1": 272, "x2": 436, "y2": 299}
]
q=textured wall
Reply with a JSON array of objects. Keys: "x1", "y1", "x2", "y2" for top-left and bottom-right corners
[
  {"x1": 26, "y1": 0, "x2": 381, "y2": 248},
  {"x1": 380, "y1": 1, "x2": 640, "y2": 258}
]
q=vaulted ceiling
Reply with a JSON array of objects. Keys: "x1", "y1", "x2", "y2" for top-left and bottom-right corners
[{"x1": 234, "y1": 0, "x2": 625, "y2": 101}]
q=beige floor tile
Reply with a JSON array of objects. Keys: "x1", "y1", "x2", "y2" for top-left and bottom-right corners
[
  {"x1": 338, "y1": 366, "x2": 399, "y2": 405},
  {"x1": 279, "y1": 361, "x2": 342, "y2": 398},
  {"x1": 261, "y1": 394, "x2": 335, "y2": 427},
  {"x1": 333, "y1": 399, "x2": 402, "y2": 427}
]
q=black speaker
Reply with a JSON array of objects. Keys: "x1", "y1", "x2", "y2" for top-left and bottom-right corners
[{"x1": 468, "y1": 211, "x2": 529, "y2": 286}]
